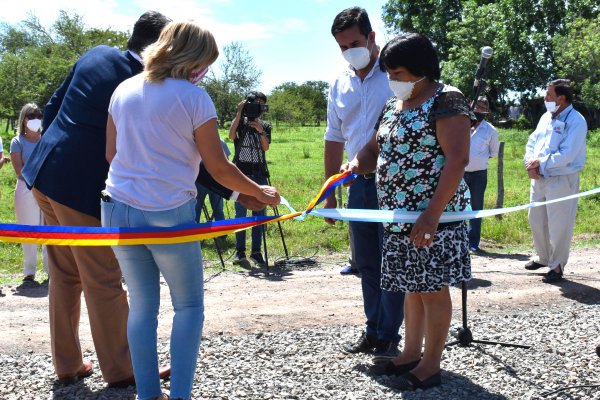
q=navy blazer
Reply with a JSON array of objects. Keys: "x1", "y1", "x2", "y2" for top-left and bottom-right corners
[
  {"x1": 22, "y1": 46, "x2": 144, "y2": 219},
  {"x1": 23, "y1": 45, "x2": 233, "y2": 219}
]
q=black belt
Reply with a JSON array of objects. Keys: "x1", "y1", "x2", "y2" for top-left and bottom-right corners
[{"x1": 359, "y1": 173, "x2": 375, "y2": 179}]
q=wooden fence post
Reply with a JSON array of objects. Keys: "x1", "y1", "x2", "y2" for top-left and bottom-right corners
[{"x1": 495, "y1": 141, "x2": 505, "y2": 219}]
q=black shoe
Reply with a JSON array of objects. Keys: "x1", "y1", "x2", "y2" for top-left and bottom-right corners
[
  {"x1": 525, "y1": 260, "x2": 546, "y2": 270},
  {"x1": 368, "y1": 359, "x2": 420, "y2": 376},
  {"x1": 542, "y1": 268, "x2": 563, "y2": 283},
  {"x1": 233, "y1": 252, "x2": 251, "y2": 268},
  {"x1": 388, "y1": 371, "x2": 442, "y2": 391},
  {"x1": 343, "y1": 332, "x2": 378, "y2": 354},
  {"x1": 249, "y1": 252, "x2": 266, "y2": 267},
  {"x1": 372, "y1": 340, "x2": 400, "y2": 363}
]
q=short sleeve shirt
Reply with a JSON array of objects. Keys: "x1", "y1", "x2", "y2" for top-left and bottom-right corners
[{"x1": 376, "y1": 85, "x2": 473, "y2": 233}]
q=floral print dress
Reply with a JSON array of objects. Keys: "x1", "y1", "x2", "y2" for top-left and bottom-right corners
[{"x1": 376, "y1": 85, "x2": 473, "y2": 293}]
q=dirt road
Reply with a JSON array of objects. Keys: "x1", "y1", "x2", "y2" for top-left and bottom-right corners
[{"x1": 1, "y1": 247, "x2": 599, "y2": 355}]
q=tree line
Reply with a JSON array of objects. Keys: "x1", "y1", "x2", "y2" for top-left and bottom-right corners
[{"x1": 0, "y1": 12, "x2": 328, "y2": 131}]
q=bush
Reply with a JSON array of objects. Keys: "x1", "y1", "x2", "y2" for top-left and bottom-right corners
[{"x1": 513, "y1": 115, "x2": 532, "y2": 130}]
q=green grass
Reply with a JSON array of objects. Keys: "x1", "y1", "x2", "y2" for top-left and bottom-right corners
[{"x1": 1, "y1": 125, "x2": 599, "y2": 281}]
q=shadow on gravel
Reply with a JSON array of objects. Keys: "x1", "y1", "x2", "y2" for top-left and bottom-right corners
[
  {"x1": 474, "y1": 250, "x2": 531, "y2": 262},
  {"x1": 247, "y1": 267, "x2": 294, "y2": 282},
  {"x1": 51, "y1": 380, "x2": 136, "y2": 399},
  {"x1": 14, "y1": 281, "x2": 48, "y2": 298},
  {"x1": 465, "y1": 277, "x2": 493, "y2": 290},
  {"x1": 360, "y1": 366, "x2": 509, "y2": 399},
  {"x1": 554, "y1": 279, "x2": 600, "y2": 305}
]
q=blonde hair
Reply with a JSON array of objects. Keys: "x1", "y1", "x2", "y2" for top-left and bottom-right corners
[
  {"x1": 17, "y1": 103, "x2": 42, "y2": 135},
  {"x1": 142, "y1": 20, "x2": 219, "y2": 83}
]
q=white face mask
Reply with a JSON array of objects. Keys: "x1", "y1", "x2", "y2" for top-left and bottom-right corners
[
  {"x1": 26, "y1": 118, "x2": 42, "y2": 132},
  {"x1": 189, "y1": 66, "x2": 208, "y2": 85},
  {"x1": 544, "y1": 101, "x2": 559, "y2": 113},
  {"x1": 389, "y1": 76, "x2": 426, "y2": 101},
  {"x1": 342, "y1": 38, "x2": 371, "y2": 70}
]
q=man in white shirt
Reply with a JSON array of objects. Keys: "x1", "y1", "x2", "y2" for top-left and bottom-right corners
[
  {"x1": 463, "y1": 97, "x2": 499, "y2": 252},
  {"x1": 324, "y1": 7, "x2": 404, "y2": 359},
  {"x1": 524, "y1": 79, "x2": 588, "y2": 283}
]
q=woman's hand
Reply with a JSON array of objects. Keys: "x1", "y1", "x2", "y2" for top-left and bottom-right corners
[
  {"x1": 409, "y1": 209, "x2": 440, "y2": 248},
  {"x1": 257, "y1": 185, "x2": 280, "y2": 206},
  {"x1": 247, "y1": 120, "x2": 264, "y2": 134}
]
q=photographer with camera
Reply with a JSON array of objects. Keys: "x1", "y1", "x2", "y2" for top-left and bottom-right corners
[{"x1": 229, "y1": 91, "x2": 271, "y2": 267}]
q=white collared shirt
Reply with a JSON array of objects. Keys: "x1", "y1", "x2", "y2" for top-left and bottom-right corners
[
  {"x1": 465, "y1": 119, "x2": 500, "y2": 172},
  {"x1": 324, "y1": 59, "x2": 393, "y2": 161},
  {"x1": 524, "y1": 104, "x2": 587, "y2": 177}
]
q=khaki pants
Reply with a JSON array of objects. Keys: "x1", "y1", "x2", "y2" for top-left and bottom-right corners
[
  {"x1": 528, "y1": 173, "x2": 579, "y2": 270},
  {"x1": 32, "y1": 189, "x2": 132, "y2": 383}
]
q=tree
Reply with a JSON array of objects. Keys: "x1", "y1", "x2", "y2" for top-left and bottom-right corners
[
  {"x1": 381, "y1": 0, "x2": 600, "y2": 108},
  {"x1": 0, "y1": 10, "x2": 128, "y2": 123},
  {"x1": 267, "y1": 81, "x2": 328, "y2": 126},
  {"x1": 553, "y1": 17, "x2": 600, "y2": 108},
  {"x1": 202, "y1": 42, "x2": 262, "y2": 127}
]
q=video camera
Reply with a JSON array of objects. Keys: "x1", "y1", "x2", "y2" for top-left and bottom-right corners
[{"x1": 243, "y1": 93, "x2": 269, "y2": 121}]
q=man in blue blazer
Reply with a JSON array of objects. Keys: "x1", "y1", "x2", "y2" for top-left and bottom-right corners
[{"x1": 22, "y1": 11, "x2": 171, "y2": 387}]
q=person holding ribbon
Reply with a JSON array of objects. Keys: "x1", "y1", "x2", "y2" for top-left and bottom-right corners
[
  {"x1": 102, "y1": 20, "x2": 280, "y2": 400},
  {"x1": 342, "y1": 33, "x2": 472, "y2": 391},
  {"x1": 9, "y1": 103, "x2": 48, "y2": 283},
  {"x1": 523, "y1": 79, "x2": 587, "y2": 283}
]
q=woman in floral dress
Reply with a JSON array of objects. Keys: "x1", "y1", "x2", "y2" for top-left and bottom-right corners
[{"x1": 342, "y1": 32, "x2": 473, "y2": 390}]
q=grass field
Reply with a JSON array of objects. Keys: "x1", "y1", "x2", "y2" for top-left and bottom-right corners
[{"x1": 1, "y1": 125, "x2": 599, "y2": 282}]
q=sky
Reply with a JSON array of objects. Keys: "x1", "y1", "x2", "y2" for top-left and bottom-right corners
[{"x1": 2, "y1": 0, "x2": 392, "y2": 93}]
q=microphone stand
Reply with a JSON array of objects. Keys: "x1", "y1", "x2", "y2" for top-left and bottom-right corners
[{"x1": 446, "y1": 61, "x2": 530, "y2": 350}]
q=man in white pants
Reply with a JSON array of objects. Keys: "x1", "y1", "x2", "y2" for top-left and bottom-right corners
[{"x1": 523, "y1": 79, "x2": 587, "y2": 283}]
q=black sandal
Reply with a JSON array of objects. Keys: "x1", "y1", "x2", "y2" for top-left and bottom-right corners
[
  {"x1": 368, "y1": 359, "x2": 420, "y2": 376},
  {"x1": 388, "y1": 371, "x2": 442, "y2": 390}
]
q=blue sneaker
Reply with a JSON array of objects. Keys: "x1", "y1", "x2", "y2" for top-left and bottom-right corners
[{"x1": 340, "y1": 265, "x2": 359, "y2": 275}]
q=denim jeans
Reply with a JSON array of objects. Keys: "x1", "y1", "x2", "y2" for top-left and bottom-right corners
[
  {"x1": 234, "y1": 175, "x2": 267, "y2": 255},
  {"x1": 348, "y1": 177, "x2": 405, "y2": 343},
  {"x1": 463, "y1": 170, "x2": 488, "y2": 248},
  {"x1": 195, "y1": 182, "x2": 225, "y2": 222},
  {"x1": 101, "y1": 197, "x2": 203, "y2": 400}
]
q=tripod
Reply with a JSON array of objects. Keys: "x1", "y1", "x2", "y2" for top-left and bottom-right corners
[
  {"x1": 447, "y1": 50, "x2": 529, "y2": 350},
  {"x1": 199, "y1": 202, "x2": 226, "y2": 271},
  {"x1": 445, "y1": 280, "x2": 530, "y2": 349},
  {"x1": 232, "y1": 120, "x2": 289, "y2": 269}
]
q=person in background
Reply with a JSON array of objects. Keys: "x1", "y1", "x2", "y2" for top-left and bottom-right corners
[
  {"x1": 21, "y1": 11, "x2": 171, "y2": 387},
  {"x1": 0, "y1": 136, "x2": 10, "y2": 168},
  {"x1": 523, "y1": 79, "x2": 587, "y2": 283},
  {"x1": 345, "y1": 32, "x2": 472, "y2": 390},
  {"x1": 195, "y1": 139, "x2": 229, "y2": 222},
  {"x1": 103, "y1": 20, "x2": 280, "y2": 400},
  {"x1": 324, "y1": 6, "x2": 404, "y2": 360},
  {"x1": 9, "y1": 103, "x2": 48, "y2": 283},
  {"x1": 229, "y1": 92, "x2": 271, "y2": 268},
  {"x1": 463, "y1": 96, "x2": 499, "y2": 252}
]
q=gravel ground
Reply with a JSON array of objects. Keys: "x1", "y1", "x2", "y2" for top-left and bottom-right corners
[{"x1": 1, "y1": 303, "x2": 599, "y2": 400}]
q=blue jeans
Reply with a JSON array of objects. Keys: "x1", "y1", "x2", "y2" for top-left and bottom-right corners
[
  {"x1": 348, "y1": 177, "x2": 405, "y2": 343},
  {"x1": 101, "y1": 198, "x2": 203, "y2": 400},
  {"x1": 463, "y1": 170, "x2": 488, "y2": 248},
  {"x1": 235, "y1": 175, "x2": 267, "y2": 255},
  {"x1": 195, "y1": 182, "x2": 225, "y2": 222}
]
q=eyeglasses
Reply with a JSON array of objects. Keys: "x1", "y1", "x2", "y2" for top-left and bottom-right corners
[{"x1": 25, "y1": 113, "x2": 42, "y2": 119}]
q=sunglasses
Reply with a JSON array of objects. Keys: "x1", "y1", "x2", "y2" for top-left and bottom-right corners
[{"x1": 26, "y1": 113, "x2": 42, "y2": 119}]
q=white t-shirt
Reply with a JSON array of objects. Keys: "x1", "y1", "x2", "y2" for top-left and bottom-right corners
[{"x1": 106, "y1": 75, "x2": 217, "y2": 211}]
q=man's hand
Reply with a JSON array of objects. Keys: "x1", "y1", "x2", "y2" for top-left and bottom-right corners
[
  {"x1": 527, "y1": 167, "x2": 542, "y2": 180},
  {"x1": 339, "y1": 161, "x2": 359, "y2": 187},
  {"x1": 525, "y1": 158, "x2": 540, "y2": 170},
  {"x1": 238, "y1": 194, "x2": 267, "y2": 211},
  {"x1": 323, "y1": 196, "x2": 337, "y2": 225},
  {"x1": 0, "y1": 156, "x2": 10, "y2": 168},
  {"x1": 247, "y1": 120, "x2": 265, "y2": 134}
]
